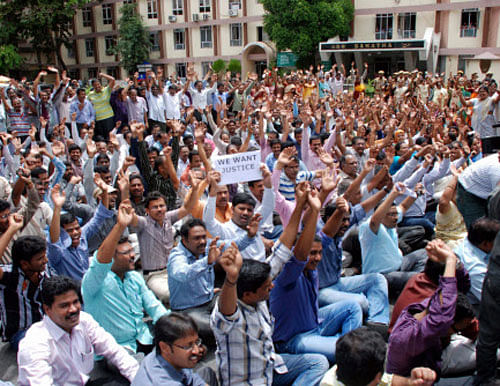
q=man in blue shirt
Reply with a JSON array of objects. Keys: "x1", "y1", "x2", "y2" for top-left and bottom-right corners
[
  {"x1": 318, "y1": 196, "x2": 390, "y2": 327},
  {"x1": 82, "y1": 200, "x2": 169, "y2": 354},
  {"x1": 270, "y1": 191, "x2": 363, "y2": 363},
  {"x1": 48, "y1": 182, "x2": 114, "y2": 280},
  {"x1": 167, "y1": 217, "x2": 255, "y2": 347},
  {"x1": 132, "y1": 313, "x2": 216, "y2": 386},
  {"x1": 69, "y1": 88, "x2": 95, "y2": 129}
]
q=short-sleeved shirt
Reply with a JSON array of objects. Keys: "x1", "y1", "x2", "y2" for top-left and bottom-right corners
[
  {"x1": 279, "y1": 170, "x2": 316, "y2": 201},
  {"x1": 358, "y1": 208, "x2": 403, "y2": 274},
  {"x1": 88, "y1": 86, "x2": 114, "y2": 121}
]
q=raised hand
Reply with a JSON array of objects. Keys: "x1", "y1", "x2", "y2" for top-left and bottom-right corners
[
  {"x1": 307, "y1": 188, "x2": 321, "y2": 212},
  {"x1": 260, "y1": 164, "x2": 272, "y2": 188},
  {"x1": 93, "y1": 173, "x2": 108, "y2": 191},
  {"x1": 8, "y1": 213, "x2": 24, "y2": 233},
  {"x1": 364, "y1": 158, "x2": 376, "y2": 173},
  {"x1": 336, "y1": 196, "x2": 349, "y2": 213},
  {"x1": 219, "y1": 242, "x2": 243, "y2": 282},
  {"x1": 117, "y1": 199, "x2": 135, "y2": 227},
  {"x1": 208, "y1": 237, "x2": 225, "y2": 265},
  {"x1": 123, "y1": 156, "x2": 136, "y2": 170},
  {"x1": 295, "y1": 181, "x2": 310, "y2": 206},
  {"x1": 86, "y1": 138, "x2": 97, "y2": 158},
  {"x1": 207, "y1": 170, "x2": 221, "y2": 188},
  {"x1": 318, "y1": 148, "x2": 334, "y2": 166},
  {"x1": 51, "y1": 140, "x2": 65, "y2": 157},
  {"x1": 425, "y1": 239, "x2": 455, "y2": 263},
  {"x1": 117, "y1": 170, "x2": 129, "y2": 194},
  {"x1": 246, "y1": 213, "x2": 262, "y2": 238},
  {"x1": 51, "y1": 184, "x2": 66, "y2": 208},
  {"x1": 409, "y1": 367, "x2": 436, "y2": 386},
  {"x1": 321, "y1": 165, "x2": 338, "y2": 192},
  {"x1": 277, "y1": 146, "x2": 296, "y2": 166},
  {"x1": 69, "y1": 175, "x2": 82, "y2": 185}
]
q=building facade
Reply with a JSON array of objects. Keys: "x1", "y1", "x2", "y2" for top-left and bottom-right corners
[
  {"x1": 60, "y1": 0, "x2": 274, "y2": 80},
  {"x1": 320, "y1": 0, "x2": 500, "y2": 77}
]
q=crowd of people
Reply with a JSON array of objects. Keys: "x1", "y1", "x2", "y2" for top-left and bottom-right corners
[{"x1": 0, "y1": 60, "x2": 500, "y2": 386}]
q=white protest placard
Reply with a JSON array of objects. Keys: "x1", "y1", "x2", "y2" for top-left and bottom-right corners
[{"x1": 213, "y1": 150, "x2": 262, "y2": 185}]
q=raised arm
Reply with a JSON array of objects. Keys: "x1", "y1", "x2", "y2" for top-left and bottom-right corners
[
  {"x1": 369, "y1": 183, "x2": 402, "y2": 234},
  {"x1": 0, "y1": 214, "x2": 24, "y2": 280},
  {"x1": 217, "y1": 243, "x2": 243, "y2": 316},
  {"x1": 99, "y1": 72, "x2": 115, "y2": 89},
  {"x1": 49, "y1": 184, "x2": 66, "y2": 243},
  {"x1": 323, "y1": 197, "x2": 349, "y2": 238},
  {"x1": 294, "y1": 189, "x2": 321, "y2": 261}
]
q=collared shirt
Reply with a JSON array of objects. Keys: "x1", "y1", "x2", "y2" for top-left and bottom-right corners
[
  {"x1": 47, "y1": 203, "x2": 114, "y2": 280},
  {"x1": 163, "y1": 91, "x2": 181, "y2": 120},
  {"x1": 189, "y1": 82, "x2": 217, "y2": 110},
  {"x1": 6, "y1": 109, "x2": 31, "y2": 136},
  {"x1": 126, "y1": 96, "x2": 148, "y2": 124},
  {"x1": 301, "y1": 126, "x2": 336, "y2": 172},
  {"x1": 454, "y1": 238, "x2": 488, "y2": 303},
  {"x1": 386, "y1": 277, "x2": 457, "y2": 378},
  {"x1": 18, "y1": 311, "x2": 139, "y2": 385},
  {"x1": 203, "y1": 188, "x2": 275, "y2": 262},
  {"x1": 110, "y1": 91, "x2": 128, "y2": 124},
  {"x1": 320, "y1": 365, "x2": 393, "y2": 386},
  {"x1": 81, "y1": 254, "x2": 169, "y2": 352},
  {"x1": 146, "y1": 91, "x2": 166, "y2": 123},
  {"x1": 277, "y1": 168, "x2": 315, "y2": 201},
  {"x1": 458, "y1": 153, "x2": 500, "y2": 199},
  {"x1": 69, "y1": 99, "x2": 96, "y2": 126},
  {"x1": 359, "y1": 208, "x2": 404, "y2": 274},
  {"x1": 270, "y1": 256, "x2": 319, "y2": 342},
  {"x1": 167, "y1": 242, "x2": 215, "y2": 310},
  {"x1": 0, "y1": 266, "x2": 47, "y2": 341},
  {"x1": 132, "y1": 349, "x2": 206, "y2": 386},
  {"x1": 87, "y1": 86, "x2": 114, "y2": 121},
  {"x1": 133, "y1": 210, "x2": 179, "y2": 271},
  {"x1": 317, "y1": 231, "x2": 343, "y2": 289}
]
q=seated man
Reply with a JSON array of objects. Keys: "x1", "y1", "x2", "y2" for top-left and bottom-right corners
[
  {"x1": 132, "y1": 313, "x2": 217, "y2": 386},
  {"x1": 271, "y1": 191, "x2": 362, "y2": 363},
  {"x1": 318, "y1": 197, "x2": 390, "y2": 327},
  {"x1": 387, "y1": 239, "x2": 475, "y2": 380},
  {"x1": 320, "y1": 327, "x2": 436, "y2": 386},
  {"x1": 211, "y1": 185, "x2": 330, "y2": 385},
  {"x1": 82, "y1": 200, "x2": 169, "y2": 354},
  {"x1": 18, "y1": 275, "x2": 139, "y2": 385},
  {"x1": 167, "y1": 217, "x2": 256, "y2": 347},
  {"x1": 359, "y1": 182, "x2": 427, "y2": 293},
  {"x1": 203, "y1": 168, "x2": 274, "y2": 262},
  {"x1": 454, "y1": 217, "x2": 500, "y2": 305},
  {"x1": 48, "y1": 183, "x2": 114, "y2": 280},
  {"x1": 0, "y1": 215, "x2": 48, "y2": 350}
]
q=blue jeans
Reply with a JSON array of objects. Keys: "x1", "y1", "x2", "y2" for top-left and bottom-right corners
[
  {"x1": 281, "y1": 300, "x2": 363, "y2": 363},
  {"x1": 10, "y1": 329, "x2": 27, "y2": 351},
  {"x1": 273, "y1": 353, "x2": 329, "y2": 386},
  {"x1": 318, "y1": 274, "x2": 389, "y2": 324}
]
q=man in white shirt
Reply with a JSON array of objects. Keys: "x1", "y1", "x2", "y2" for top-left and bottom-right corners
[{"x1": 17, "y1": 275, "x2": 139, "y2": 386}]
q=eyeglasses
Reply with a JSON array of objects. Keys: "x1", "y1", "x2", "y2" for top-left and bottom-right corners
[{"x1": 171, "y1": 338, "x2": 203, "y2": 351}]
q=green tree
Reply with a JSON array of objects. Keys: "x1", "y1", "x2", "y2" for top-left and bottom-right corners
[
  {"x1": 115, "y1": 3, "x2": 151, "y2": 75},
  {"x1": 0, "y1": 0, "x2": 89, "y2": 71},
  {"x1": 261, "y1": 0, "x2": 353, "y2": 67},
  {"x1": 228, "y1": 59, "x2": 242, "y2": 75},
  {"x1": 0, "y1": 45, "x2": 23, "y2": 74},
  {"x1": 211, "y1": 59, "x2": 226, "y2": 76}
]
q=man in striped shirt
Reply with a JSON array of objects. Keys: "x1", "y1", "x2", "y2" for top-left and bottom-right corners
[
  {"x1": 210, "y1": 186, "x2": 329, "y2": 385},
  {"x1": 0, "y1": 95, "x2": 31, "y2": 138},
  {"x1": 0, "y1": 215, "x2": 49, "y2": 350},
  {"x1": 87, "y1": 73, "x2": 115, "y2": 140}
]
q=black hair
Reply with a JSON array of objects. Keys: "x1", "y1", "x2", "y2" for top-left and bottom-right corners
[
  {"x1": 147, "y1": 147, "x2": 160, "y2": 155},
  {"x1": 394, "y1": 142, "x2": 404, "y2": 152},
  {"x1": 31, "y1": 167, "x2": 48, "y2": 179},
  {"x1": 232, "y1": 192, "x2": 256, "y2": 209},
  {"x1": 309, "y1": 135, "x2": 321, "y2": 145},
  {"x1": 145, "y1": 191, "x2": 167, "y2": 209},
  {"x1": 248, "y1": 180, "x2": 262, "y2": 188},
  {"x1": 60, "y1": 212, "x2": 77, "y2": 227},
  {"x1": 352, "y1": 136, "x2": 366, "y2": 145},
  {"x1": 68, "y1": 144, "x2": 81, "y2": 153},
  {"x1": 154, "y1": 313, "x2": 198, "y2": 352},
  {"x1": 281, "y1": 140, "x2": 295, "y2": 151},
  {"x1": 94, "y1": 165, "x2": 110, "y2": 175},
  {"x1": 180, "y1": 218, "x2": 206, "y2": 239},
  {"x1": 95, "y1": 154, "x2": 110, "y2": 165},
  {"x1": 154, "y1": 156, "x2": 165, "y2": 171},
  {"x1": 423, "y1": 258, "x2": 445, "y2": 286},
  {"x1": 270, "y1": 138, "x2": 281, "y2": 147},
  {"x1": 188, "y1": 150, "x2": 200, "y2": 163},
  {"x1": 230, "y1": 136, "x2": 242, "y2": 147},
  {"x1": 468, "y1": 217, "x2": 500, "y2": 248},
  {"x1": 41, "y1": 275, "x2": 81, "y2": 307},
  {"x1": 117, "y1": 236, "x2": 130, "y2": 245},
  {"x1": 336, "y1": 327, "x2": 387, "y2": 386},
  {"x1": 12, "y1": 236, "x2": 46, "y2": 268},
  {"x1": 454, "y1": 293, "x2": 475, "y2": 324},
  {"x1": 129, "y1": 173, "x2": 144, "y2": 184},
  {"x1": 76, "y1": 88, "x2": 86, "y2": 95},
  {"x1": 0, "y1": 199, "x2": 10, "y2": 213},
  {"x1": 237, "y1": 260, "x2": 271, "y2": 299}
]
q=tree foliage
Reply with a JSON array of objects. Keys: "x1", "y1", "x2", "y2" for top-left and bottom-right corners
[
  {"x1": 115, "y1": 3, "x2": 151, "y2": 75},
  {"x1": 0, "y1": 0, "x2": 89, "y2": 71},
  {"x1": 228, "y1": 59, "x2": 242, "y2": 75},
  {"x1": 261, "y1": 0, "x2": 353, "y2": 67},
  {"x1": 0, "y1": 45, "x2": 23, "y2": 74},
  {"x1": 211, "y1": 59, "x2": 226, "y2": 76}
]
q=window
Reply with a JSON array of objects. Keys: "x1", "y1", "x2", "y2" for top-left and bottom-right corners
[
  {"x1": 461, "y1": 8, "x2": 479, "y2": 37},
  {"x1": 202, "y1": 62, "x2": 212, "y2": 77},
  {"x1": 230, "y1": 23, "x2": 242, "y2": 46},
  {"x1": 375, "y1": 14, "x2": 393, "y2": 40},
  {"x1": 82, "y1": 7, "x2": 92, "y2": 27},
  {"x1": 88, "y1": 67, "x2": 98, "y2": 79},
  {"x1": 150, "y1": 32, "x2": 160, "y2": 51},
  {"x1": 67, "y1": 44, "x2": 75, "y2": 59},
  {"x1": 107, "y1": 67, "x2": 118, "y2": 79},
  {"x1": 123, "y1": 0, "x2": 134, "y2": 3},
  {"x1": 105, "y1": 36, "x2": 116, "y2": 55},
  {"x1": 229, "y1": 0, "x2": 241, "y2": 10},
  {"x1": 68, "y1": 70, "x2": 79, "y2": 80},
  {"x1": 175, "y1": 63, "x2": 187, "y2": 79},
  {"x1": 85, "y1": 38, "x2": 94, "y2": 57},
  {"x1": 257, "y1": 26, "x2": 269, "y2": 42},
  {"x1": 148, "y1": 0, "x2": 158, "y2": 19},
  {"x1": 199, "y1": 0, "x2": 210, "y2": 13},
  {"x1": 102, "y1": 4, "x2": 113, "y2": 25},
  {"x1": 200, "y1": 26, "x2": 212, "y2": 48},
  {"x1": 174, "y1": 29, "x2": 185, "y2": 49},
  {"x1": 173, "y1": 0, "x2": 183, "y2": 15},
  {"x1": 397, "y1": 12, "x2": 416, "y2": 38}
]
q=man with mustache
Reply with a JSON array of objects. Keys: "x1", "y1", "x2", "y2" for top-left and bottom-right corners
[
  {"x1": 18, "y1": 275, "x2": 139, "y2": 385},
  {"x1": 81, "y1": 200, "x2": 168, "y2": 354}
]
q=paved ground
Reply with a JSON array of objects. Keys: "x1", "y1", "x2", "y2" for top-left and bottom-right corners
[{"x1": 0, "y1": 343, "x2": 17, "y2": 384}]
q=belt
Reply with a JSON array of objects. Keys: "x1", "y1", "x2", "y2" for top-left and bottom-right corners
[{"x1": 143, "y1": 267, "x2": 166, "y2": 275}]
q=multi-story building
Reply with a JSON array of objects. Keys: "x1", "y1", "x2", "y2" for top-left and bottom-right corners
[
  {"x1": 320, "y1": 0, "x2": 500, "y2": 77},
  {"x1": 62, "y1": 0, "x2": 275, "y2": 80}
]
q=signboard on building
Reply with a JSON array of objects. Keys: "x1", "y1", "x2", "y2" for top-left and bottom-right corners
[
  {"x1": 320, "y1": 40, "x2": 425, "y2": 52},
  {"x1": 277, "y1": 52, "x2": 298, "y2": 67}
]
